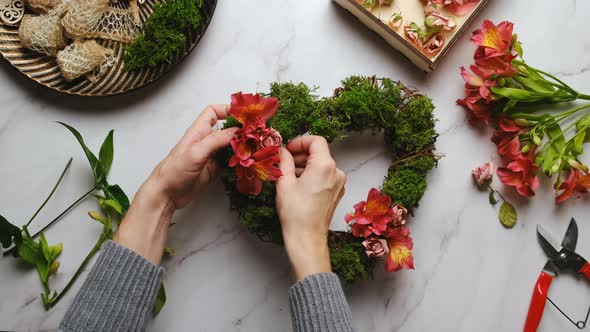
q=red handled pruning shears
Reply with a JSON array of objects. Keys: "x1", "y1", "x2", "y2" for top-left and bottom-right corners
[{"x1": 524, "y1": 218, "x2": 590, "y2": 332}]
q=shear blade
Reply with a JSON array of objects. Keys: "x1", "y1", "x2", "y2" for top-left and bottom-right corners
[
  {"x1": 561, "y1": 218, "x2": 578, "y2": 251},
  {"x1": 537, "y1": 225, "x2": 561, "y2": 259}
]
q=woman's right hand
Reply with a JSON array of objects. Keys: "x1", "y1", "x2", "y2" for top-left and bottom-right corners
[{"x1": 275, "y1": 136, "x2": 346, "y2": 282}]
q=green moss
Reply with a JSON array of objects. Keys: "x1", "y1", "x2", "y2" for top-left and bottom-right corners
[
  {"x1": 331, "y1": 76, "x2": 402, "y2": 132},
  {"x1": 329, "y1": 237, "x2": 373, "y2": 283},
  {"x1": 268, "y1": 82, "x2": 317, "y2": 141},
  {"x1": 124, "y1": 0, "x2": 202, "y2": 71},
  {"x1": 389, "y1": 95, "x2": 437, "y2": 154},
  {"x1": 382, "y1": 168, "x2": 428, "y2": 209},
  {"x1": 394, "y1": 155, "x2": 437, "y2": 175}
]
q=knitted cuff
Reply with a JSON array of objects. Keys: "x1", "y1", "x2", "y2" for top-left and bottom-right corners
[
  {"x1": 288, "y1": 272, "x2": 354, "y2": 332},
  {"x1": 59, "y1": 240, "x2": 164, "y2": 332}
]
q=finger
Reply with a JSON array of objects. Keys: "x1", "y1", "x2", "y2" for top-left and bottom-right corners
[
  {"x1": 277, "y1": 147, "x2": 296, "y2": 180},
  {"x1": 190, "y1": 127, "x2": 237, "y2": 162},
  {"x1": 187, "y1": 104, "x2": 231, "y2": 141},
  {"x1": 295, "y1": 168, "x2": 305, "y2": 177},
  {"x1": 293, "y1": 154, "x2": 308, "y2": 168},
  {"x1": 286, "y1": 136, "x2": 331, "y2": 157}
]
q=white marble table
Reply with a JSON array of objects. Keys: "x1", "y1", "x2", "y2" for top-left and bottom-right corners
[{"x1": 1, "y1": 0, "x2": 589, "y2": 331}]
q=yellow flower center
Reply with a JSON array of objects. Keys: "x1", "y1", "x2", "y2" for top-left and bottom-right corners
[{"x1": 482, "y1": 27, "x2": 501, "y2": 49}]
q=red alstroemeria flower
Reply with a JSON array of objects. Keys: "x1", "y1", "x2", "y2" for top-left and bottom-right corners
[
  {"x1": 471, "y1": 57, "x2": 518, "y2": 79},
  {"x1": 460, "y1": 66, "x2": 496, "y2": 101},
  {"x1": 229, "y1": 129, "x2": 257, "y2": 167},
  {"x1": 456, "y1": 97, "x2": 493, "y2": 124},
  {"x1": 230, "y1": 92, "x2": 279, "y2": 126},
  {"x1": 497, "y1": 150, "x2": 540, "y2": 197},
  {"x1": 235, "y1": 146, "x2": 282, "y2": 196},
  {"x1": 491, "y1": 118, "x2": 524, "y2": 160},
  {"x1": 556, "y1": 170, "x2": 590, "y2": 203},
  {"x1": 345, "y1": 188, "x2": 395, "y2": 238},
  {"x1": 384, "y1": 226, "x2": 414, "y2": 272},
  {"x1": 471, "y1": 20, "x2": 515, "y2": 59}
]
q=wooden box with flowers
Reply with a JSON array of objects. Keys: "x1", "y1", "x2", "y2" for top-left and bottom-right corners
[{"x1": 333, "y1": 0, "x2": 488, "y2": 72}]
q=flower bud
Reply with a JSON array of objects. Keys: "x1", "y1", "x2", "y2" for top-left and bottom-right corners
[
  {"x1": 568, "y1": 159, "x2": 589, "y2": 172},
  {"x1": 514, "y1": 119, "x2": 530, "y2": 127},
  {"x1": 48, "y1": 260, "x2": 60, "y2": 276},
  {"x1": 551, "y1": 159, "x2": 562, "y2": 174},
  {"x1": 88, "y1": 211, "x2": 106, "y2": 224},
  {"x1": 521, "y1": 144, "x2": 531, "y2": 154},
  {"x1": 533, "y1": 135, "x2": 542, "y2": 146},
  {"x1": 497, "y1": 77, "x2": 507, "y2": 87}
]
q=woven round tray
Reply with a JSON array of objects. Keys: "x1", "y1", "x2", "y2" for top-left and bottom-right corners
[{"x1": 0, "y1": 0, "x2": 217, "y2": 96}]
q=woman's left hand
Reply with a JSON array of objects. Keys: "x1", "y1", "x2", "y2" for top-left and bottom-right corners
[
  {"x1": 114, "y1": 104, "x2": 236, "y2": 264},
  {"x1": 146, "y1": 104, "x2": 237, "y2": 209}
]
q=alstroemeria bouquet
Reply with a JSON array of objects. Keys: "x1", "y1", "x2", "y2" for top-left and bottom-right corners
[
  {"x1": 228, "y1": 93, "x2": 283, "y2": 196},
  {"x1": 458, "y1": 20, "x2": 590, "y2": 203},
  {"x1": 345, "y1": 188, "x2": 414, "y2": 272}
]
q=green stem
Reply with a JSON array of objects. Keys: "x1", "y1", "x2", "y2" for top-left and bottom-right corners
[
  {"x1": 3, "y1": 187, "x2": 95, "y2": 257},
  {"x1": 531, "y1": 66, "x2": 577, "y2": 94},
  {"x1": 25, "y1": 158, "x2": 73, "y2": 229},
  {"x1": 554, "y1": 103, "x2": 590, "y2": 123},
  {"x1": 578, "y1": 94, "x2": 590, "y2": 101},
  {"x1": 47, "y1": 233, "x2": 107, "y2": 307},
  {"x1": 31, "y1": 187, "x2": 96, "y2": 238}
]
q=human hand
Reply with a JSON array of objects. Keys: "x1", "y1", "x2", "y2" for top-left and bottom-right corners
[
  {"x1": 276, "y1": 136, "x2": 346, "y2": 281},
  {"x1": 114, "y1": 104, "x2": 236, "y2": 264},
  {"x1": 145, "y1": 104, "x2": 238, "y2": 210}
]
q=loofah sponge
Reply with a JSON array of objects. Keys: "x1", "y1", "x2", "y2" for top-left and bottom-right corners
[
  {"x1": 56, "y1": 40, "x2": 111, "y2": 81},
  {"x1": 19, "y1": 8, "x2": 67, "y2": 56},
  {"x1": 25, "y1": 0, "x2": 62, "y2": 14},
  {"x1": 61, "y1": 0, "x2": 140, "y2": 43}
]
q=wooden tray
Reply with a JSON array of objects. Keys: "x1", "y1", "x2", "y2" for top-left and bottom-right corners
[{"x1": 0, "y1": 0, "x2": 217, "y2": 96}]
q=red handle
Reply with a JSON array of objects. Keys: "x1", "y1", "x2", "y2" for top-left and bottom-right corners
[
  {"x1": 524, "y1": 272, "x2": 553, "y2": 332},
  {"x1": 580, "y1": 262, "x2": 590, "y2": 279}
]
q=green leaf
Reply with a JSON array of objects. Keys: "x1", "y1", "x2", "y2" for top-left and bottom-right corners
[
  {"x1": 100, "y1": 199, "x2": 124, "y2": 216},
  {"x1": 513, "y1": 76, "x2": 555, "y2": 94},
  {"x1": 153, "y1": 282, "x2": 166, "y2": 315},
  {"x1": 541, "y1": 121, "x2": 566, "y2": 175},
  {"x1": 0, "y1": 214, "x2": 22, "y2": 248},
  {"x1": 58, "y1": 122, "x2": 106, "y2": 185},
  {"x1": 17, "y1": 236, "x2": 42, "y2": 266},
  {"x1": 105, "y1": 185, "x2": 130, "y2": 214},
  {"x1": 39, "y1": 233, "x2": 51, "y2": 263},
  {"x1": 491, "y1": 87, "x2": 552, "y2": 102},
  {"x1": 99, "y1": 130, "x2": 114, "y2": 176},
  {"x1": 499, "y1": 201, "x2": 517, "y2": 228}
]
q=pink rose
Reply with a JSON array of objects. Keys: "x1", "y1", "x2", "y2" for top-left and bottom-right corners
[
  {"x1": 423, "y1": 32, "x2": 445, "y2": 55},
  {"x1": 391, "y1": 204, "x2": 408, "y2": 226},
  {"x1": 472, "y1": 162, "x2": 494, "y2": 187},
  {"x1": 362, "y1": 237, "x2": 389, "y2": 258},
  {"x1": 260, "y1": 128, "x2": 282, "y2": 149}
]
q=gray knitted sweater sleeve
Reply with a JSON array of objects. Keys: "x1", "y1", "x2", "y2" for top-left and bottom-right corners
[{"x1": 59, "y1": 241, "x2": 353, "y2": 332}]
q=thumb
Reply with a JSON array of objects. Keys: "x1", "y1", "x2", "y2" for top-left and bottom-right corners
[
  {"x1": 191, "y1": 127, "x2": 237, "y2": 161},
  {"x1": 277, "y1": 147, "x2": 296, "y2": 182}
]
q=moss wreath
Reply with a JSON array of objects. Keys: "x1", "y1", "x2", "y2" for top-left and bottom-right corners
[{"x1": 216, "y1": 76, "x2": 439, "y2": 283}]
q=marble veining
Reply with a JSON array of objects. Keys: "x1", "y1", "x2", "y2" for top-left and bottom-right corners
[{"x1": 1, "y1": 0, "x2": 590, "y2": 331}]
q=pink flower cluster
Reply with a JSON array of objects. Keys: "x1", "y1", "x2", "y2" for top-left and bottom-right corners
[
  {"x1": 228, "y1": 93, "x2": 283, "y2": 196},
  {"x1": 345, "y1": 188, "x2": 414, "y2": 272}
]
